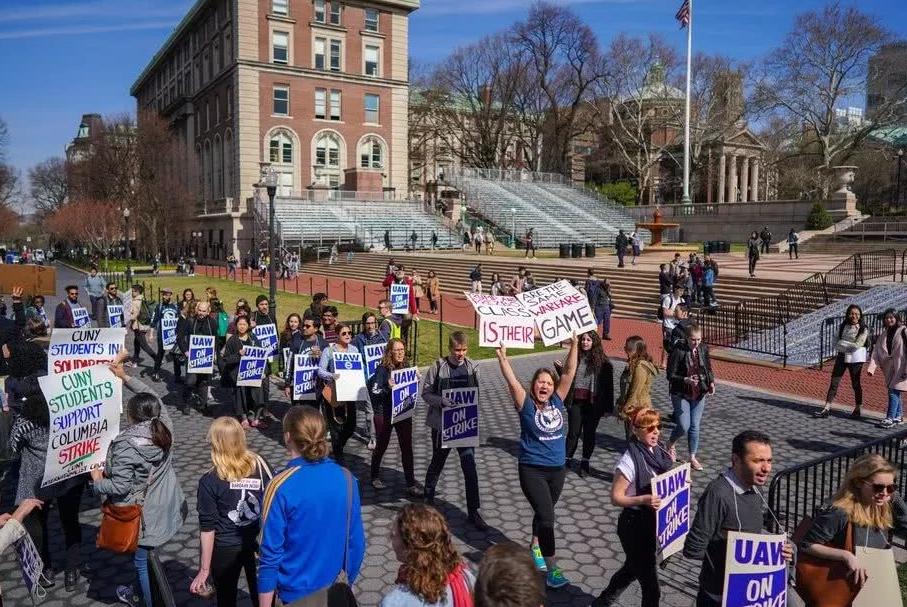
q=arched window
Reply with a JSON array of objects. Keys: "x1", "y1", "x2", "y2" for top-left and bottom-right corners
[
  {"x1": 195, "y1": 143, "x2": 203, "y2": 198},
  {"x1": 224, "y1": 130, "x2": 234, "y2": 198},
  {"x1": 203, "y1": 140, "x2": 213, "y2": 201},
  {"x1": 268, "y1": 129, "x2": 296, "y2": 196},
  {"x1": 213, "y1": 135, "x2": 223, "y2": 199},
  {"x1": 313, "y1": 131, "x2": 344, "y2": 187},
  {"x1": 359, "y1": 136, "x2": 385, "y2": 169}
]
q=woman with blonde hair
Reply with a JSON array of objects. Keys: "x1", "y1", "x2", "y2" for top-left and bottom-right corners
[
  {"x1": 381, "y1": 504, "x2": 475, "y2": 607},
  {"x1": 190, "y1": 417, "x2": 273, "y2": 606},
  {"x1": 617, "y1": 336, "x2": 658, "y2": 426}
]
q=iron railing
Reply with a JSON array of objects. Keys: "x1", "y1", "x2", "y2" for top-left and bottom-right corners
[
  {"x1": 454, "y1": 167, "x2": 570, "y2": 185},
  {"x1": 816, "y1": 309, "x2": 907, "y2": 368}
]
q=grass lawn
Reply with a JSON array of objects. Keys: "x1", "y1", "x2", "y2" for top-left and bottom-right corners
[{"x1": 69, "y1": 258, "x2": 177, "y2": 273}]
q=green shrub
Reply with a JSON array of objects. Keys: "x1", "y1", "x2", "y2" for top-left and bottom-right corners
[
  {"x1": 805, "y1": 202, "x2": 833, "y2": 230},
  {"x1": 595, "y1": 181, "x2": 638, "y2": 206}
]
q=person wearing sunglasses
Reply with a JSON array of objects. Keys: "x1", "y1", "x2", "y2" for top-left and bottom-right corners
[
  {"x1": 352, "y1": 312, "x2": 384, "y2": 450},
  {"x1": 592, "y1": 408, "x2": 674, "y2": 607},
  {"x1": 282, "y1": 316, "x2": 327, "y2": 405},
  {"x1": 317, "y1": 322, "x2": 364, "y2": 463},
  {"x1": 97, "y1": 281, "x2": 124, "y2": 329},
  {"x1": 799, "y1": 453, "x2": 907, "y2": 592}
]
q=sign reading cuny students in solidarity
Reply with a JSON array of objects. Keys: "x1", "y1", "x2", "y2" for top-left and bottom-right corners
[
  {"x1": 391, "y1": 367, "x2": 419, "y2": 423},
  {"x1": 441, "y1": 387, "x2": 479, "y2": 448},
  {"x1": 516, "y1": 280, "x2": 597, "y2": 346},
  {"x1": 364, "y1": 342, "x2": 387, "y2": 379},
  {"x1": 237, "y1": 346, "x2": 269, "y2": 387},
  {"x1": 39, "y1": 365, "x2": 122, "y2": 487},
  {"x1": 333, "y1": 350, "x2": 368, "y2": 401},
  {"x1": 252, "y1": 323, "x2": 279, "y2": 359},
  {"x1": 187, "y1": 335, "x2": 216, "y2": 373},
  {"x1": 47, "y1": 328, "x2": 126, "y2": 375},
  {"x1": 107, "y1": 304, "x2": 124, "y2": 328},
  {"x1": 464, "y1": 293, "x2": 536, "y2": 349},
  {"x1": 653, "y1": 463, "x2": 691, "y2": 558},
  {"x1": 390, "y1": 284, "x2": 410, "y2": 315},
  {"x1": 721, "y1": 532, "x2": 788, "y2": 607},
  {"x1": 292, "y1": 354, "x2": 319, "y2": 401},
  {"x1": 161, "y1": 317, "x2": 179, "y2": 351}
]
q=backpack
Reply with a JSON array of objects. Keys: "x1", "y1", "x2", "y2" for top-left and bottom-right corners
[
  {"x1": 657, "y1": 295, "x2": 675, "y2": 320},
  {"x1": 137, "y1": 299, "x2": 153, "y2": 325}
]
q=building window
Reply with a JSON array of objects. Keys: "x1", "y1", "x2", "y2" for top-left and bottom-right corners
[
  {"x1": 272, "y1": 0, "x2": 288, "y2": 15},
  {"x1": 215, "y1": 95, "x2": 220, "y2": 124},
  {"x1": 269, "y1": 132, "x2": 293, "y2": 164},
  {"x1": 272, "y1": 31, "x2": 289, "y2": 64},
  {"x1": 329, "y1": 39, "x2": 341, "y2": 72},
  {"x1": 314, "y1": 0, "x2": 325, "y2": 22},
  {"x1": 329, "y1": 1, "x2": 342, "y2": 25},
  {"x1": 364, "y1": 45, "x2": 379, "y2": 77},
  {"x1": 273, "y1": 86, "x2": 289, "y2": 115},
  {"x1": 205, "y1": 102, "x2": 211, "y2": 130},
  {"x1": 330, "y1": 90, "x2": 341, "y2": 120},
  {"x1": 364, "y1": 93, "x2": 379, "y2": 123},
  {"x1": 315, "y1": 88, "x2": 326, "y2": 119},
  {"x1": 314, "y1": 133, "x2": 340, "y2": 167},
  {"x1": 314, "y1": 37, "x2": 326, "y2": 70},
  {"x1": 365, "y1": 8, "x2": 378, "y2": 31},
  {"x1": 360, "y1": 137, "x2": 384, "y2": 169},
  {"x1": 226, "y1": 86, "x2": 233, "y2": 117}
]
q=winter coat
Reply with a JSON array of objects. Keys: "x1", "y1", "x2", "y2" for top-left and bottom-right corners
[
  {"x1": 9, "y1": 415, "x2": 85, "y2": 503},
  {"x1": 867, "y1": 325, "x2": 907, "y2": 391},
  {"x1": 618, "y1": 359, "x2": 658, "y2": 415},
  {"x1": 221, "y1": 333, "x2": 261, "y2": 385},
  {"x1": 667, "y1": 341, "x2": 715, "y2": 397},
  {"x1": 426, "y1": 276, "x2": 440, "y2": 299}
]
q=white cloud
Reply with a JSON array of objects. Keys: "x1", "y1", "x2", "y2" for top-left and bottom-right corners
[
  {"x1": 420, "y1": 0, "x2": 636, "y2": 16},
  {"x1": 0, "y1": 20, "x2": 177, "y2": 40}
]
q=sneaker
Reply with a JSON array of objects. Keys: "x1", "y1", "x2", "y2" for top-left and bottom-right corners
[
  {"x1": 150, "y1": 373, "x2": 162, "y2": 383},
  {"x1": 116, "y1": 584, "x2": 142, "y2": 606},
  {"x1": 545, "y1": 568, "x2": 569, "y2": 589},
  {"x1": 467, "y1": 511, "x2": 489, "y2": 532},
  {"x1": 367, "y1": 437, "x2": 376, "y2": 451},
  {"x1": 895, "y1": 418, "x2": 904, "y2": 425},
  {"x1": 531, "y1": 545, "x2": 548, "y2": 572},
  {"x1": 371, "y1": 478, "x2": 386, "y2": 490},
  {"x1": 407, "y1": 483, "x2": 425, "y2": 498},
  {"x1": 878, "y1": 418, "x2": 896, "y2": 429}
]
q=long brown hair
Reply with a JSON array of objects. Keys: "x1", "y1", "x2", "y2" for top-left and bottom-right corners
[
  {"x1": 380, "y1": 338, "x2": 407, "y2": 371},
  {"x1": 283, "y1": 406, "x2": 329, "y2": 461},
  {"x1": 396, "y1": 504, "x2": 461, "y2": 603},
  {"x1": 280, "y1": 313, "x2": 302, "y2": 343},
  {"x1": 578, "y1": 330, "x2": 606, "y2": 374},
  {"x1": 626, "y1": 335, "x2": 654, "y2": 372},
  {"x1": 831, "y1": 453, "x2": 896, "y2": 530}
]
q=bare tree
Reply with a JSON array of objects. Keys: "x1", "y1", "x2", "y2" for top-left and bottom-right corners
[
  {"x1": 0, "y1": 117, "x2": 18, "y2": 208},
  {"x1": 46, "y1": 199, "x2": 122, "y2": 264},
  {"x1": 29, "y1": 157, "x2": 69, "y2": 217}
]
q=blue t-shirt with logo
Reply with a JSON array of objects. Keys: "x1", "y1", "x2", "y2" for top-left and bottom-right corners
[{"x1": 518, "y1": 394, "x2": 567, "y2": 467}]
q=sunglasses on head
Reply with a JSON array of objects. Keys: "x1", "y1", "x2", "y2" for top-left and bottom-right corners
[{"x1": 865, "y1": 481, "x2": 896, "y2": 495}]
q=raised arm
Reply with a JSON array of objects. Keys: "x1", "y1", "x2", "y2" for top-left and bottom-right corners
[
  {"x1": 555, "y1": 335, "x2": 579, "y2": 402},
  {"x1": 496, "y1": 345, "x2": 526, "y2": 410}
]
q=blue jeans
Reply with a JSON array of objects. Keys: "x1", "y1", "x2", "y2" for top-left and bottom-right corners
[
  {"x1": 887, "y1": 389, "x2": 903, "y2": 421},
  {"x1": 670, "y1": 394, "x2": 705, "y2": 456},
  {"x1": 135, "y1": 546, "x2": 152, "y2": 606},
  {"x1": 595, "y1": 307, "x2": 611, "y2": 337}
]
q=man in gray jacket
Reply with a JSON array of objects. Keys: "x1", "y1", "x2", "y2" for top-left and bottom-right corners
[{"x1": 83, "y1": 266, "x2": 106, "y2": 320}]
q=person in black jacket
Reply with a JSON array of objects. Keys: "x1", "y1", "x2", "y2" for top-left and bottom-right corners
[
  {"x1": 555, "y1": 330, "x2": 614, "y2": 477},
  {"x1": 585, "y1": 269, "x2": 614, "y2": 340},
  {"x1": 666, "y1": 322, "x2": 714, "y2": 472},
  {"x1": 221, "y1": 316, "x2": 264, "y2": 427},
  {"x1": 281, "y1": 316, "x2": 327, "y2": 405},
  {"x1": 177, "y1": 300, "x2": 218, "y2": 414},
  {"x1": 251, "y1": 294, "x2": 276, "y2": 410},
  {"x1": 97, "y1": 282, "x2": 124, "y2": 328}
]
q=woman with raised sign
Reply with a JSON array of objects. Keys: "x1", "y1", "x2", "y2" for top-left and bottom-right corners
[
  {"x1": 367, "y1": 338, "x2": 425, "y2": 496},
  {"x1": 221, "y1": 316, "x2": 265, "y2": 429},
  {"x1": 317, "y1": 322, "x2": 364, "y2": 464},
  {"x1": 496, "y1": 334, "x2": 577, "y2": 589},
  {"x1": 592, "y1": 407, "x2": 674, "y2": 607}
]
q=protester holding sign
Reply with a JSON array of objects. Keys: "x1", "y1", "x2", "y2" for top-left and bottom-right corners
[
  {"x1": 366, "y1": 338, "x2": 424, "y2": 497},
  {"x1": 496, "y1": 334, "x2": 577, "y2": 588},
  {"x1": 317, "y1": 322, "x2": 365, "y2": 463},
  {"x1": 147, "y1": 287, "x2": 181, "y2": 383},
  {"x1": 0, "y1": 498, "x2": 45, "y2": 604},
  {"x1": 281, "y1": 316, "x2": 326, "y2": 405},
  {"x1": 388, "y1": 266, "x2": 418, "y2": 342},
  {"x1": 54, "y1": 285, "x2": 89, "y2": 329},
  {"x1": 97, "y1": 282, "x2": 124, "y2": 328},
  {"x1": 353, "y1": 311, "x2": 386, "y2": 449},
  {"x1": 221, "y1": 317, "x2": 265, "y2": 428},
  {"x1": 422, "y1": 331, "x2": 487, "y2": 531},
  {"x1": 177, "y1": 300, "x2": 218, "y2": 414},
  {"x1": 278, "y1": 313, "x2": 304, "y2": 381},
  {"x1": 592, "y1": 408, "x2": 674, "y2": 607},
  {"x1": 251, "y1": 295, "x2": 277, "y2": 412}
]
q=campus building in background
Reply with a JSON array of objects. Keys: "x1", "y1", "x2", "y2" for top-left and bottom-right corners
[
  {"x1": 867, "y1": 42, "x2": 907, "y2": 121},
  {"x1": 131, "y1": 0, "x2": 419, "y2": 257}
]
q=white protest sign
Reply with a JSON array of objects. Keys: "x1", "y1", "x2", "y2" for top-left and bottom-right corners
[
  {"x1": 363, "y1": 342, "x2": 387, "y2": 379},
  {"x1": 390, "y1": 284, "x2": 410, "y2": 315},
  {"x1": 237, "y1": 346, "x2": 269, "y2": 387},
  {"x1": 161, "y1": 317, "x2": 179, "y2": 351},
  {"x1": 107, "y1": 304, "x2": 124, "y2": 328},
  {"x1": 721, "y1": 532, "x2": 788, "y2": 607},
  {"x1": 187, "y1": 335, "x2": 216, "y2": 373},
  {"x1": 71, "y1": 305, "x2": 90, "y2": 327},
  {"x1": 464, "y1": 293, "x2": 535, "y2": 348},
  {"x1": 441, "y1": 387, "x2": 479, "y2": 448},
  {"x1": 516, "y1": 280, "x2": 597, "y2": 346},
  {"x1": 253, "y1": 323, "x2": 279, "y2": 360},
  {"x1": 391, "y1": 367, "x2": 419, "y2": 423},
  {"x1": 15, "y1": 532, "x2": 46, "y2": 603},
  {"x1": 853, "y1": 546, "x2": 903, "y2": 607},
  {"x1": 292, "y1": 354, "x2": 320, "y2": 401},
  {"x1": 47, "y1": 328, "x2": 126, "y2": 375},
  {"x1": 653, "y1": 463, "x2": 691, "y2": 559},
  {"x1": 333, "y1": 350, "x2": 367, "y2": 401},
  {"x1": 282, "y1": 347, "x2": 291, "y2": 380},
  {"x1": 39, "y1": 365, "x2": 122, "y2": 487}
]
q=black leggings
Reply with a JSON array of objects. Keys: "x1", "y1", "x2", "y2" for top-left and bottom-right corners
[
  {"x1": 132, "y1": 330, "x2": 158, "y2": 363},
  {"x1": 748, "y1": 256, "x2": 758, "y2": 275},
  {"x1": 566, "y1": 402, "x2": 600, "y2": 460},
  {"x1": 518, "y1": 464, "x2": 566, "y2": 557},
  {"x1": 602, "y1": 508, "x2": 660, "y2": 607},
  {"x1": 211, "y1": 543, "x2": 258, "y2": 607},
  {"x1": 22, "y1": 481, "x2": 85, "y2": 572},
  {"x1": 326, "y1": 402, "x2": 357, "y2": 459},
  {"x1": 826, "y1": 354, "x2": 863, "y2": 408}
]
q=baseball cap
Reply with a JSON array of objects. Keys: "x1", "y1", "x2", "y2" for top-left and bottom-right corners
[{"x1": 162, "y1": 288, "x2": 173, "y2": 294}]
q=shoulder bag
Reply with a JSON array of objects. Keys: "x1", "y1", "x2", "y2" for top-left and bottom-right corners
[
  {"x1": 793, "y1": 516, "x2": 860, "y2": 607},
  {"x1": 96, "y1": 457, "x2": 163, "y2": 554}
]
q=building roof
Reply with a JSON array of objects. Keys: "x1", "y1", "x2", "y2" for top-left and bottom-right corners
[
  {"x1": 869, "y1": 125, "x2": 907, "y2": 147},
  {"x1": 637, "y1": 61, "x2": 683, "y2": 102}
]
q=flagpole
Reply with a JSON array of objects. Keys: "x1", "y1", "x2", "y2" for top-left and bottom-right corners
[{"x1": 681, "y1": 0, "x2": 693, "y2": 205}]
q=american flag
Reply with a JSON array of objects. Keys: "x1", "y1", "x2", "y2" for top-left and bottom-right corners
[{"x1": 675, "y1": 0, "x2": 690, "y2": 28}]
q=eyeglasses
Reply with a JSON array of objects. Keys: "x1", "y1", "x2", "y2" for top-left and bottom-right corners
[
  {"x1": 634, "y1": 424, "x2": 661, "y2": 432},
  {"x1": 365, "y1": 320, "x2": 376, "y2": 325},
  {"x1": 303, "y1": 323, "x2": 315, "y2": 329},
  {"x1": 339, "y1": 331, "x2": 351, "y2": 336},
  {"x1": 865, "y1": 481, "x2": 896, "y2": 495}
]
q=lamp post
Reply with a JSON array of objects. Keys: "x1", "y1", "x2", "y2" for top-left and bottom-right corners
[
  {"x1": 897, "y1": 149, "x2": 904, "y2": 209},
  {"x1": 191, "y1": 231, "x2": 203, "y2": 257},
  {"x1": 123, "y1": 207, "x2": 132, "y2": 285},
  {"x1": 510, "y1": 208, "x2": 516, "y2": 248},
  {"x1": 256, "y1": 162, "x2": 280, "y2": 316}
]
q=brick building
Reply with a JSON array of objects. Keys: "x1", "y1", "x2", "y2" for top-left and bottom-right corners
[{"x1": 131, "y1": 0, "x2": 419, "y2": 258}]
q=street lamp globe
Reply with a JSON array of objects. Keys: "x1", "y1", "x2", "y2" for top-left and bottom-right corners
[{"x1": 123, "y1": 207, "x2": 130, "y2": 219}]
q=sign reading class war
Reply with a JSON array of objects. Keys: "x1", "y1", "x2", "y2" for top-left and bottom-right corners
[
  {"x1": 292, "y1": 354, "x2": 319, "y2": 401},
  {"x1": 653, "y1": 463, "x2": 691, "y2": 559},
  {"x1": 237, "y1": 346, "x2": 269, "y2": 387},
  {"x1": 187, "y1": 335, "x2": 216, "y2": 374},
  {"x1": 333, "y1": 351, "x2": 368, "y2": 401},
  {"x1": 464, "y1": 293, "x2": 536, "y2": 349},
  {"x1": 252, "y1": 323, "x2": 279, "y2": 359},
  {"x1": 161, "y1": 317, "x2": 179, "y2": 351},
  {"x1": 721, "y1": 532, "x2": 788, "y2": 607},
  {"x1": 47, "y1": 328, "x2": 126, "y2": 375},
  {"x1": 39, "y1": 366, "x2": 122, "y2": 487},
  {"x1": 390, "y1": 284, "x2": 410, "y2": 315},
  {"x1": 391, "y1": 367, "x2": 419, "y2": 423},
  {"x1": 107, "y1": 304, "x2": 124, "y2": 328},
  {"x1": 441, "y1": 387, "x2": 479, "y2": 448},
  {"x1": 516, "y1": 280, "x2": 597, "y2": 346},
  {"x1": 364, "y1": 342, "x2": 387, "y2": 379}
]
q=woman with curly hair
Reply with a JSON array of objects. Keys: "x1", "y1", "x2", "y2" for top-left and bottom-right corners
[
  {"x1": 617, "y1": 336, "x2": 658, "y2": 432},
  {"x1": 381, "y1": 504, "x2": 475, "y2": 607},
  {"x1": 814, "y1": 304, "x2": 869, "y2": 419}
]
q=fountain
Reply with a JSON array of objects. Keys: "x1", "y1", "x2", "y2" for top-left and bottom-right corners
[{"x1": 635, "y1": 207, "x2": 680, "y2": 247}]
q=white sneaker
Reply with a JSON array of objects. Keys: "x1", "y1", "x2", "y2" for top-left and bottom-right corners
[{"x1": 878, "y1": 418, "x2": 896, "y2": 429}]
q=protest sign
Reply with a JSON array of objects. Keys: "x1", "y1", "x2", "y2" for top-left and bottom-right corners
[
  {"x1": 39, "y1": 365, "x2": 122, "y2": 487},
  {"x1": 722, "y1": 532, "x2": 788, "y2": 607},
  {"x1": 161, "y1": 317, "x2": 178, "y2": 351},
  {"x1": 107, "y1": 304, "x2": 124, "y2": 328},
  {"x1": 47, "y1": 328, "x2": 126, "y2": 375},
  {"x1": 187, "y1": 335, "x2": 216, "y2": 374},
  {"x1": 237, "y1": 346, "x2": 269, "y2": 387},
  {"x1": 390, "y1": 284, "x2": 410, "y2": 314},
  {"x1": 464, "y1": 293, "x2": 535, "y2": 348},
  {"x1": 333, "y1": 350, "x2": 367, "y2": 401},
  {"x1": 516, "y1": 280, "x2": 597, "y2": 346},
  {"x1": 282, "y1": 347, "x2": 291, "y2": 379},
  {"x1": 391, "y1": 367, "x2": 419, "y2": 423},
  {"x1": 72, "y1": 305, "x2": 90, "y2": 327},
  {"x1": 653, "y1": 463, "x2": 691, "y2": 558},
  {"x1": 15, "y1": 532, "x2": 45, "y2": 604},
  {"x1": 853, "y1": 546, "x2": 902, "y2": 607},
  {"x1": 364, "y1": 342, "x2": 387, "y2": 379},
  {"x1": 253, "y1": 323, "x2": 279, "y2": 359},
  {"x1": 441, "y1": 387, "x2": 479, "y2": 448},
  {"x1": 293, "y1": 354, "x2": 320, "y2": 401}
]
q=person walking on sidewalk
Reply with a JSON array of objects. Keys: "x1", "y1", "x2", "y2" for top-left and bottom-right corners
[
  {"x1": 746, "y1": 231, "x2": 760, "y2": 278},
  {"x1": 867, "y1": 308, "x2": 907, "y2": 428},
  {"x1": 221, "y1": 316, "x2": 265, "y2": 428},
  {"x1": 630, "y1": 231, "x2": 642, "y2": 265},
  {"x1": 426, "y1": 270, "x2": 440, "y2": 314},
  {"x1": 470, "y1": 264, "x2": 483, "y2": 294},
  {"x1": 666, "y1": 322, "x2": 715, "y2": 472},
  {"x1": 813, "y1": 304, "x2": 869, "y2": 420},
  {"x1": 759, "y1": 226, "x2": 772, "y2": 254},
  {"x1": 147, "y1": 287, "x2": 181, "y2": 383},
  {"x1": 585, "y1": 268, "x2": 613, "y2": 340},
  {"x1": 83, "y1": 266, "x2": 106, "y2": 320},
  {"x1": 317, "y1": 323, "x2": 365, "y2": 464},
  {"x1": 615, "y1": 230, "x2": 628, "y2": 268},
  {"x1": 787, "y1": 229, "x2": 799, "y2": 260}
]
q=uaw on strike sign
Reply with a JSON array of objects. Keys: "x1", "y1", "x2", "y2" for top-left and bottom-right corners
[
  {"x1": 653, "y1": 463, "x2": 691, "y2": 559},
  {"x1": 722, "y1": 532, "x2": 788, "y2": 607}
]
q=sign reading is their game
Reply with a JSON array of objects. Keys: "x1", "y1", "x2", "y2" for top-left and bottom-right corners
[
  {"x1": 237, "y1": 346, "x2": 269, "y2": 387},
  {"x1": 293, "y1": 354, "x2": 320, "y2": 401},
  {"x1": 721, "y1": 532, "x2": 788, "y2": 607},
  {"x1": 391, "y1": 367, "x2": 419, "y2": 423},
  {"x1": 39, "y1": 365, "x2": 122, "y2": 487},
  {"x1": 252, "y1": 323, "x2": 279, "y2": 359},
  {"x1": 188, "y1": 335, "x2": 216, "y2": 374},
  {"x1": 390, "y1": 284, "x2": 410, "y2": 315},
  {"x1": 333, "y1": 351, "x2": 368, "y2": 401},
  {"x1": 516, "y1": 280, "x2": 597, "y2": 346},
  {"x1": 364, "y1": 342, "x2": 387, "y2": 379},
  {"x1": 47, "y1": 328, "x2": 126, "y2": 375},
  {"x1": 441, "y1": 387, "x2": 479, "y2": 448},
  {"x1": 464, "y1": 293, "x2": 535, "y2": 349},
  {"x1": 653, "y1": 463, "x2": 691, "y2": 559}
]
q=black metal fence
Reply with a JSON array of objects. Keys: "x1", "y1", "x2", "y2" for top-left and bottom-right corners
[{"x1": 816, "y1": 309, "x2": 907, "y2": 368}]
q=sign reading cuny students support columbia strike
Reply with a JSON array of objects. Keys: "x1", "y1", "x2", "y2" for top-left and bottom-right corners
[
  {"x1": 464, "y1": 293, "x2": 536, "y2": 349},
  {"x1": 653, "y1": 463, "x2": 691, "y2": 558},
  {"x1": 721, "y1": 532, "x2": 788, "y2": 607},
  {"x1": 391, "y1": 367, "x2": 419, "y2": 423},
  {"x1": 188, "y1": 335, "x2": 216, "y2": 374},
  {"x1": 516, "y1": 280, "x2": 597, "y2": 346},
  {"x1": 390, "y1": 284, "x2": 410, "y2": 315},
  {"x1": 39, "y1": 365, "x2": 122, "y2": 487},
  {"x1": 237, "y1": 346, "x2": 269, "y2": 387},
  {"x1": 47, "y1": 328, "x2": 126, "y2": 375},
  {"x1": 441, "y1": 387, "x2": 479, "y2": 448}
]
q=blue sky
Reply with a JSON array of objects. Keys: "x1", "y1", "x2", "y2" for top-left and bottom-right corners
[{"x1": 1, "y1": 0, "x2": 905, "y2": 187}]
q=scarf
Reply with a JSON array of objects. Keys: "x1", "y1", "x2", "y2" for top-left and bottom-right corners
[
  {"x1": 396, "y1": 562, "x2": 473, "y2": 607},
  {"x1": 627, "y1": 436, "x2": 673, "y2": 496}
]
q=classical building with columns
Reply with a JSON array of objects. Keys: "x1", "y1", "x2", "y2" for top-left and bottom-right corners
[{"x1": 703, "y1": 128, "x2": 767, "y2": 203}]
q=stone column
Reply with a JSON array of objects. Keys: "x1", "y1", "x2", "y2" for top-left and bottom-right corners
[
  {"x1": 718, "y1": 153, "x2": 726, "y2": 203},
  {"x1": 727, "y1": 153, "x2": 737, "y2": 202},
  {"x1": 751, "y1": 159, "x2": 760, "y2": 201},
  {"x1": 740, "y1": 156, "x2": 750, "y2": 202},
  {"x1": 706, "y1": 149, "x2": 713, "y2": 203}
]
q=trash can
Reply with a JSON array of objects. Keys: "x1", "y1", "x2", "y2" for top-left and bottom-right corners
[
  {"x1": 721, "y1": 241, "x2": 730, "y2": 254},
  {"x1": 703, "y1": 241, "x2": 712, "y2": 254},
  {"x1": 559, "y1": 243, "x2": 570, "y2": 258},
  {"x1": 571, "y1": 243, "x2": 582, "y2": 258},
  {"x1": 585, "y1": 243, "x2": 596, "y2": 258}
]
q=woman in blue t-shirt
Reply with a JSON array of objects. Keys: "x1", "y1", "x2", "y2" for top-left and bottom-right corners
[{"x1": 496, "y1": 334, "x2": 578, "y2": 590}]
